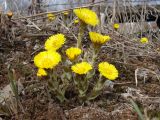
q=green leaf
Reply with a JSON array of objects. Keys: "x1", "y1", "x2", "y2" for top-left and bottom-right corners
[{"x1": 130, "y1": 99, "x2": 145, "y2": 120}]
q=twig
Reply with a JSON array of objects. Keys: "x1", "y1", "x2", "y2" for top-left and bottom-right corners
[
  {"x1": 31, "y1": 46, "x2": 43, "y2": 56},
  {"x1": 27, "y1": 19, "x2": 41, "y2": 31},
  {"x1": 114, "y1": 82, "x2": 133, "y2": 85},
  {"x1": 135, "y1": 68, "x2": 139, "y2": 86},
  {"x1": 57, "y1": 18, "x2": 78, "y2": 41},
  {"x1": 21, "y1": 34, "x2": 52, "y2": 38}
]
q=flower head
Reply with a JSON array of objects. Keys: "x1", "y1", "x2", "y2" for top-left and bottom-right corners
[
  {"x1": 7, "y1": 11, "x2": 13, "y2": 16},
  {"x1": 140, "y1": 37, "x2": 148, "y2": 44},
  {"x1": 71, "y1": 62, "x2": 92, "y2": 75},
  {"x1": 113, "y1": 23, "x2": 120, "y2": 29},
  {"x1": 47, "y1": 13, "x2": 55, "y2": 21},
  {"x1": 98, "y1": 62, "x2": 118, "y2": 80},
  {"x1": 74, "y1": 19, "x2": 79, "y2": 24},
  {"x1": 63, "y1": 11, "x2": 69, "y2": 15},
  {"x1": 7, "y1": 11, "x2": 13, "y2": 18},
  {"x1": 89, "y1": 32, "x2": 111, "y2": 44},
  {"x1": 73, "y1": 8, "x2": 99, "y2": 26},
  {"x1": 66, "y1": 47, "x2": 82, "y2": 60},
  {"x1": 45, "y1": 34, "x2": 65, "y2": 51},
  {"x1": 34, "y1": 50, "x2": 61, "y2": 69},
  {"x1": 37, "y1": 68, "x2": 47, "y2": 77}
]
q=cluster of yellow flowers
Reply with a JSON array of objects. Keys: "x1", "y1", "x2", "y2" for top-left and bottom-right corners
[
  {"x1": 72, "y1": 8, "x2": 118, "y2": 80},
  {"x1": 33, "y1": 8, "x2": 119, "y2": 102},
  {"x1": 34, "y1": 51, "x2": 61, "y2": 77},
  {"x1": 32, "y1": 7, "x2": 155, "y2": 102},
  {"x1": 34, "y1": 36, "x2": 118, "y2": 80},
  {"x1": 36, "y1": 8, "x2": 118, "y2": 79},
  {"x1": 34, "y1": 34, "x2": 83, "y2": 77},
  {"x1": 71, "y1": 61, "x2": 118, "y2": 80},
  {"x1": 34, "y1": 34, "x2": 65, "y2": 76}
]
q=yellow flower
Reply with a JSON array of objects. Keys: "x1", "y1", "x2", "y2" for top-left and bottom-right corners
[
  {"x1": 140, "y1": 37, "x2": 148, "y2": 44},
  {"x1": 113, "y1": 23, "x2": 120, "y2": 29},
  {"x1": 89, "y1": 32, "x2": 111, "y2": 44},
  {"x1": 47, "y1": 13, "x2": 55, "y2": 21},
  {"x1": 7, "y1": 11, "x2": 13, "y2": 19},
  {"x1": 66, "y1": 47, "x2": 82, "y2": 60},
  {"x1": 7, "y1": 12, "x2": 13, "y2": 16},
  {"x1": 63, "y1": 11, "x2": 69, "y2": 15},
  {"x1": 45, "y1": 34, "x2": 65, "y2": 51},
  {"x1": 73, "y1": 8, "x2": 99, "y2": 26},
  {"x1": 34, "y1": 50, "x2": 61, "y2": 69},
  {"x1": 71, "y1": 62, "x2": 92, "y2": 75},
  {"x1": 74, "y1": 19, "x2": 79, "y2": 24},
  {"x1": 37, "y1": 68, "x2": 47, "y2": 77},
  {"x1": 98, "y1": 62, "x2": 118, "y2": 80}
]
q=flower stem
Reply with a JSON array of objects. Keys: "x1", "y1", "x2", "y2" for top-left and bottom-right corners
[
  {"x1": 77, "y1": 21, "x2": 85, "y2": 48},
  {"x1": 91, "y1": 45, "x2": 100, "y2": 65},
  {"x1": 48, "y1": 69, "x2": 67, "y2": 103},
  {"x1": 88, "y1": 75, "x2": 105, "y2": 101},
  {"x1": 74, "y1": 75, "x2": 88, "y2": 101}
]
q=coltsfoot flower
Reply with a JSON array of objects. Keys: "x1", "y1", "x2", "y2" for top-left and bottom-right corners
[
  {"x1": 37, "y1": 68, "x2": 47, "y2": 77},
  {"x1": 7, "y1": 11, "x2": 13, "y2": 18},
  {"x1": 140, "y1": 37, "x2": 148, "y2": 44},
  {"x1": 47, "y1": 13, "x2": 55, "y2": 21},
  {"x1": 73, "y1": 8, "x2": 99, "y2": 26},
  {"x1": 74, "y1": 19, "x2": 79, "y2": 24},
  {"x1": 113, "y1": 23, "x2": 120, "y2": 29},
  {"x1": 34, "y1": 50, "x2": 61, "y2": 69},
  {"x1": 66, "y1": 47, "x2": 82, "y2": 60},
  {"x1": 71, "y1": 62, "x2": 92, "y2": 75},
  {"x1": 45, "y1": 34, "x2": 66, "y2": 51},
  {"x1": 98, "y1": 62, "x2": 118, "y2": 80},
  {"x1": 63, "y1": 11, "x2": 69, "y2": 15},
  {"x1": 89, "y1": 32, "x2": 111, "y2": 44}
]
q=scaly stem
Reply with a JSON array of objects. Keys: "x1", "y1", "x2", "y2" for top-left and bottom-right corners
[
  {"x1": 77, "y1": 21, "x2": 85, "y2": 48},
  {"x1": 74, "y1": 75, "x2": 89, "y2": 101},
  {"x1": 91, "y1": 45, "x2": 100, "y2": 65},
  {"x1": 88, "y1": 75, "x2": 105, "y2": 101},
  {"x1": 48, "y1": 69, "x2": 66, "y2": 103}
]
